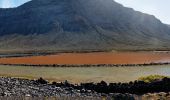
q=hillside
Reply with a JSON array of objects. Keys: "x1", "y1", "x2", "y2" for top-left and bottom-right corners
[{"x1": 0, "y1": 0, "x2": 170, "y2": 52}]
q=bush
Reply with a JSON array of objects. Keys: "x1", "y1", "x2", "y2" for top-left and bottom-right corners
[
  {"x1": 138, "y1": 75, "x2": 169, "y2": 83},
  {"x1": 36, "y1": 77, "x2": 48, "y2": 84}
]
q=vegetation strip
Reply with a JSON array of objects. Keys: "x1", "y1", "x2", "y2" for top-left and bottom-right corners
[{"x1": 0, "y1": 62, "x2": 170, "y2": 67}]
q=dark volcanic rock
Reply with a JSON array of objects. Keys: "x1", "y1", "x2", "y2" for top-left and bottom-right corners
[
  {"x1": 0, "y1": 0, "x2": 170, "y2": 51},
  {"x1": 0, "y1": 77, "x2": 135, "y2": 99},
  {"x1": 1, "y1": 77, "x2": 170, "y2": 99}
]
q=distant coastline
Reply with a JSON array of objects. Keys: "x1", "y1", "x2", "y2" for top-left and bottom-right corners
[
  {"x1": 0, "y1": 62, "x2": 170, "y2": 67},
  {"x1": 1, "y1": 50, "x2": 170, "y2": 57}
]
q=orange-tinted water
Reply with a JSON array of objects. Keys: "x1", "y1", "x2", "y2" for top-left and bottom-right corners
[{"x1": 0, "y1": 52, "x2": 170, "y2": 65}]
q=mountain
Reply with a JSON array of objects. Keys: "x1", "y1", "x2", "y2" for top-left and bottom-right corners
[
  {"x1": 167, "y1": 25, "x2": 170, "y2": 28},
  {"x1": 0, "y1": 0, "x2": 170, "y2": 52}
]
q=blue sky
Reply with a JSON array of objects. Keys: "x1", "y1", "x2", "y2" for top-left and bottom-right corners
[
  {"x1": 0, "y1": 0, "x2": 170, "y2": 24},
  {"x1": 0, "y1": 0, "x2": 30, "y2": 8}
]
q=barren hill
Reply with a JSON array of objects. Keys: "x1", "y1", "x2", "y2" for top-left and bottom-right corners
[{"x1": 0, "y1": 0, "x2": 170, "y2": 52}]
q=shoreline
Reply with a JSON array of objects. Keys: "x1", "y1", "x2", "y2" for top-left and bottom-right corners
[
  {"x1": 0, "y1": 50, "x2": 170, "y2": 58},
  {"x1": 0, "y1": 62, "x2": 170, "y2": 67}
]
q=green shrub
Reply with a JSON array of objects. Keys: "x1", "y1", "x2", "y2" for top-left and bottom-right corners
[{"x1": 138, "y1": 75, "x2": 169, "y2": 83}]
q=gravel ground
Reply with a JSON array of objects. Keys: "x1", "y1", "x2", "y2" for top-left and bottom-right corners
[
  {"x1": 0, "y1": 77, "x2": 135, "y2": 100},
  {"x1": 1, "y1": 77, "x2": 169, "y2": 100}
]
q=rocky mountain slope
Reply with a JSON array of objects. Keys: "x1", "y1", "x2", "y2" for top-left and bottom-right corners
[{"x1": 0, "y1": 0, "x2": 170, "y2": 52}]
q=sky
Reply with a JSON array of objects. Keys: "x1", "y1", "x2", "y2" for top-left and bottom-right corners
[
  {"x1": 115, "y1": 0, "x2": 170, "y2": 24},
  {"x1": 0, "y1": 0, "x2": 30, "y2": 8},
  {"x1": 0, "y1": 0, "x2": 169, "y2": 24}
]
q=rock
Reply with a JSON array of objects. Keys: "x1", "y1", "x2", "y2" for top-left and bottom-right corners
[
  {"x1": 25, "y1": 94, "x2": 31, "y2": 97},
  {"x1": 36, "y1": 77, "x2": 48, "y2": 84},
  {"x1": 1, "y1": 77, "x2": 170, "y2": 99}
]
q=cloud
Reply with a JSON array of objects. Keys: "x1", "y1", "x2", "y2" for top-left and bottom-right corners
[
  {"x1": 1, "y1": 0, "x2": 12, "y2": 8},
  {"x1": 115, "y1": 0, "x2": 170, "y2": 24}
]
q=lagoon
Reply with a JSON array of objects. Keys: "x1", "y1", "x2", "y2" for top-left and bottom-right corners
[{"x1": 0, "y1": 65, "x2": 170, "y2": 83}]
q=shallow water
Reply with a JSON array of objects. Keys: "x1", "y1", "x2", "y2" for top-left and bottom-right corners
[
  {"x1": 0, "y1": 52, "x2": 170, "y2": 65},
  {"x1": 0, "y1": 65, "x2": 170, "y2": 83}
]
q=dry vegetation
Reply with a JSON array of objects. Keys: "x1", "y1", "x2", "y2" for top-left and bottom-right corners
[{"x1": 138, "y1": 75, "x2": 169, "y2": 83}]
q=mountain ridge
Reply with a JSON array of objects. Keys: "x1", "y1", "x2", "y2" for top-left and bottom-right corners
[{"x1": 0, "y1": 0, "x2": 170, "y2": 52}]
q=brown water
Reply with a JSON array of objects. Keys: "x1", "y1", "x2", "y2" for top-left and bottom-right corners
[
  {"x1": 0, "y1": 65, "x2": 170, "y2": 83},
  {"x1": 0, "y1": 52, "x2": 170, "y2": 65}
]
